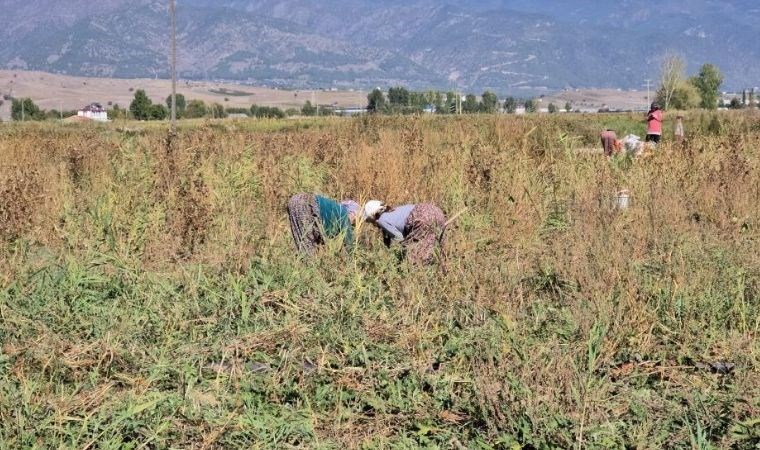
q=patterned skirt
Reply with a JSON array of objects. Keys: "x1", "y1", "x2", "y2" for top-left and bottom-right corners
[
  {"x1": 403, "y1": 203, "x2": 446, "y2": 265},
  {"x1": 600, "y1": 130, "x2": 617, "y2": 156},
  {"x1": 287, "y1": 193, "x2": 323, "y2": 254}
]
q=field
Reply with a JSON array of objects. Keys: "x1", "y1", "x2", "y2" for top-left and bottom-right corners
[
  {"x1": 544, "y1": 90, "x2": 651, "y2": 112},
  {"x1": 0, "y1": 70, "x2": 654, "y2": 121},
  {"x1": 0, "y1": 70, "x2": 368, "y2": 115},
  {"x1": 0, "y1": 111, "x2": 759, "y2": 449}
]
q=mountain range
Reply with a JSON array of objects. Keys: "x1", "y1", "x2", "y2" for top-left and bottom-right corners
[{"x1": 2, "y1": 0, "x2": 759, "y2": 93}]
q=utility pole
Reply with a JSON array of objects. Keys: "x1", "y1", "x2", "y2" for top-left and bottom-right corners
[
  {"x1": 644, "y1": 79, "x2": 652, "y2": 108},
  {"x1": 169, "y1": 0, "x2": 177, "y2": 127}
]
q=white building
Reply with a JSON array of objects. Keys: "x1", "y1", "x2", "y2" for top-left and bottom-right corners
[{"x1": 77, "y1": 103, "x2": 108, "y2": 122}]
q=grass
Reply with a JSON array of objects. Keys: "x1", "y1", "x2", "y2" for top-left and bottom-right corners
[{"x1": 0, "y1": 111, "x2": 758, "y2": 448}]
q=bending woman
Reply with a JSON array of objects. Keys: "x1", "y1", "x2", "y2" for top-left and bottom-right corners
[
  {"x1": 363, "y1": 200, "x2": 446, "y2": 265},
  {"x1": 288, "y1": 193, "x2": 359, "y2": 254}
]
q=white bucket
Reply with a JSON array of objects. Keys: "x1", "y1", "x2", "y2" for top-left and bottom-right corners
[{"x1": 616, "y1": 190, "x2": 631, "y2": 209}]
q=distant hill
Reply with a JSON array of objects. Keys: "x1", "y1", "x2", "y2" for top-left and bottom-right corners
[{"x1": 3, "y1": 0, "x2": 759, "y2": 93}]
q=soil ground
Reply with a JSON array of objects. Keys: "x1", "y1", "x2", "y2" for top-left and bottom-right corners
[{"x1": 544, "y1": 88, "x2": 652, "y2": 112}]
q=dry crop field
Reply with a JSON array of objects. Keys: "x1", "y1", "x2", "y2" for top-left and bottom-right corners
[{"x1": 0, "y1": 112, "x2": 758, "y2": 449}]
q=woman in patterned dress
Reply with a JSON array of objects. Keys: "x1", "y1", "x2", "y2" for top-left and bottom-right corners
[
  {"x1": 287, "y1": 193, "x2": 359, "y2": 254},
  {"x1": 363, "y1": 200, "x2": 447, "y2": 266}
]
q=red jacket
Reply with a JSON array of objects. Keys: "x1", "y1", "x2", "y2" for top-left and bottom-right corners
[{"x1": 647, "y1": 110, "x2": 663, "y2": 135}]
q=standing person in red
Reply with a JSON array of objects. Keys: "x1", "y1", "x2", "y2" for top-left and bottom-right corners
[{"x1": 646, "y1": 102, "x2": 663, "y2": 144}]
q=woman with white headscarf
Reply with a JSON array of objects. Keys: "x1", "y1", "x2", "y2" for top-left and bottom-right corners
[{"x1": 363, "y1": 200, "x2": 446, "y2": 265}]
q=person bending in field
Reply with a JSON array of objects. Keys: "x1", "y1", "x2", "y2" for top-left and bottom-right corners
[
  {"x1": 287, "y1": 193, "x2": 359, "y2": 254},
  {"x1": 646, "y1": 102, "x2": 663, "y2": 144},
  {"x1": 600, "y1": 129, "x2": 621, "y2": 156},
  {"x1": 674, "y1": 115, "x2": 685, "y2": 144},
  {"x1": 363, "y1": 200, "x2": 446, "y2": 266}
]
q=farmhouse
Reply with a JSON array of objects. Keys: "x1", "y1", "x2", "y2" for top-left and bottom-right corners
[{"x1": 77, "y1": 103, "x2": 108, "y2": 122}]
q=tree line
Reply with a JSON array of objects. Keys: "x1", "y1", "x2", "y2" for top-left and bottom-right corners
[
  {"x1": 8, "y1": 98, "x2": 79, "y2": 121},
  {"x1": 128, "y1": 90, "x2": 342, "y2": 120},
  {"x1": 366, "y1": 87, "x2": 567, "y2": 115},
  {"x1": 6, "y1": 90, "x2": 565, "y2": 122},
  {"x1": 3, "y1": 89, "x2": 336, "y2": 122}
]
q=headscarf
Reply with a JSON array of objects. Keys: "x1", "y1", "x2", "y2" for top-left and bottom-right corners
[{"x1": 362, "y1": 200, "x2": 386, "y2": 220}]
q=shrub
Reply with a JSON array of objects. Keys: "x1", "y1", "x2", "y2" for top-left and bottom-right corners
[{"x1": 251, "y1": 104, "x2": 286, "y2": 119}]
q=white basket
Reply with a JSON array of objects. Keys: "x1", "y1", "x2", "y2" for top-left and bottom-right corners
[{"x1": 615, "y1": 190, "x2": 631, "y2": 209}]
